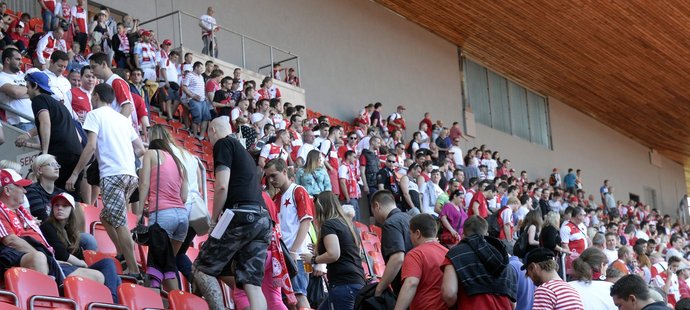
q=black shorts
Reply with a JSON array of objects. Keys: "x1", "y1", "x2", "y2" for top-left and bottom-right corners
[
  {"x1": 195, "y1": 205, "x2": 272, "y2": 288},
  {"x1": 0, "y1": 246, "x2": 26, "y2": 273},
  {"x1": 86, "y1": 161, "x2": 100, "y2": 186}
]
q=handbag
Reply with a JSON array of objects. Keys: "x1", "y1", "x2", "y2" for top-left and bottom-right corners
[
  {"x1": 188, "y1": 157, "x2": 211, "y2": 235},
  {"x1": 132, "y1": 150, "x2": 162, "y2": 246},
  {"x1": 306, "y1": 275, "x2": 328, "y2": 309}
]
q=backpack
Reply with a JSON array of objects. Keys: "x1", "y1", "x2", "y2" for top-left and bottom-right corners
[
  {"x1": 549, "y1": 173, "x2": 557, "y2": 186},
  {"x1": 27, "y1": 32, "x2": 45, "y2": 58},
  {"x1": 513, "y1": 228, "x2": 529, "y2": 258},
  {"x1": 487, "y1": 207, "x2": 505, "y2": 238}
]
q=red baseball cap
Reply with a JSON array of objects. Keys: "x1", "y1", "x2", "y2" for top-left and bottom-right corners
[
  {"x1": 0, "y1": 169, "x2": 31, "y2": 187},
  {"x1": 141, "y1": 30, "x2": 151, "y2": 37},
  {"x1": 162, "y1": 39, "x2": 172, "y2": 46}
]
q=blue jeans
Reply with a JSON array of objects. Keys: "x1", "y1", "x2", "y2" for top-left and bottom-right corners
[
  {"x1": 89, "y1": 258, "x2": 122, "y2": 303},
  {"x1": 150, "y1": 208, "x2": 189, "y2": 242},
  {"x1": 42, "y1": 11, "x2": 55, "y2": 32},
  {"x1": 318, "y1": 283, "x2": 363, "y2": 310},
  {"x1": 79, "y1": 232, "x2": 98, "y2": 251},
  {"x1": 188, "y1": 99, "x2": 211, "y2": 124}
]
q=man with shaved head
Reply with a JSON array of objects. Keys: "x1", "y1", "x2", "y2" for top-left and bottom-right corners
[{"x1": 193, "y1": 116, "x2": 272, "y2": 309}]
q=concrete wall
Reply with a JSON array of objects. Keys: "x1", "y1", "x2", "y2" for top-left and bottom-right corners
[{"x1": 465, "y1": 97, "x2": 686, "y2": 215}]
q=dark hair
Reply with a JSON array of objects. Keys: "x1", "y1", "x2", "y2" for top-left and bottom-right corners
[
  {"x1": 79, "y1": 65, "x2": 92, "y2": 76},
  {"x1": 205, "y1": 60, "x2": 214, "y2": 66},
  {"x1": 1, "y1": 47, "x2": 17, "y2": 64},
  {"x1": 374, "y1": 102, "x2": 382, "y2": 108},
  {"x1": 463, "y1": 216, "x2": 488, "y2": 236},
  {"x1": 344, "y1": 150, "x2": 355, "y2": 159},
  {"x1": 93, "y1": 83, "x2": 115, "y2": 103},
  {"x1": 148, "y1": 139, "x2": 185, "y2": 179},
  {"x1": 409, "y1": 214, "x2": 437, "y2": 238},
  {"x1": 193, "y1": 61, "x2": 203, "y2": 70},
  {"x1": 220, "y1": 76, "x2": 232, "y2": 86},
  {"x1": 210, "y1": 69, "x2": 223, "y2": 78},
  {"x1": 50, "y1": 50, "x2": 69, "y2": 62},
  {"x1": 89, "y1": 52, "x2": 110, "y2": 66},
  {"x1": 449, "y1": 189, "x2": 464, "y2": 201},
  {"x1": 184, "y1": 52, "x2": 193, "y2": 59},
  {"x1": 670, "y1": 256, "x2": 682, "y2": 265},
  {"x1": 610, "y1": 274, "x2": 651, "y2": 300},
  {"x1": 572, "y1": 247, "x2": 608, "y2": 282},
  {"x1": 371, "y1": 190, "x2": 396, "y2": 209}
]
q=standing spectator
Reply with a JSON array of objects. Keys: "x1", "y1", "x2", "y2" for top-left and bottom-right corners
[
  {"x1": 610, "y1": 275, "x2": 672, "y2": 310},
  {"x1": 540, "y1": 212, "x2": 570, "y2": 258},
  {"x1": 137, "y1": 139, "x2": 188, "y2": 291},
  {"x1": 320, "y1": 125, "x2": 342, "y2": 197},
  {"x1": 523, "y1": 248, "x2": 584, "y2": 310},
  {"x1": 549, "y1": 168, "x2": 562, "y2": 188},
  {"x1": 498, "y1": 197, "x2": 518, "y2": 251},
  {"x1": 258, "y1": 129, "x2": 290, "y2": 169},
  {"x1": 285, "y1": 68, "x2": 300, "y2": 86},
  {"x1": 371, "y1": 190, "x2": 413, "y2": 296},
  {"x1": 18, "y1": 71, "x2": 83, "y2": 197},
  {"x1": 395, "y1": 214, "x2": 448, "y2": 310},
  {"x1": 399, "y1": 163, "x2": 422, "y2": 216},
  {"x1": 339, "y1": 150, "x2": 362, "y2": 221},
  {"x1": 605, "y1": 188, "x2": 617, "y2": 214},
  {"x1": 568, "y1": 248, "x2": 617, "y2": 309},
  {"x1": 133, "y1": 30, "x2": 157, "y2": 81},
  {"x1": 199, "y1": 7, "x2": 218, "y2": 57},
  {"x1": 182, "y1": 61, "x2": 211, "y2": 140},
  {"x1": 419, "y1": 112, "x2": 433, "y2": 137},
  {"x1": 439, "y1": 189, "x2": 466, "y2": 248},
  {"x1": 0, "y1": 48, "x2": 33, "y2": 131},
  {"x1": 257, "y1": 77, "x2": 281, "y2": 100},
  {"x1": 64, "y1": 83, "x2": 145, "y2": 279},
  {"x1": 560, "y1": 207, "x2": 589, "y2": 255},
  {"x1": 421, "y1": 169, "x2": 443, "y2": 216},
  {"x1": 449, "y1": 137, "x2": 464, "y2": 169},
  {"x1": 300, "y1": 191, "x2": 365, "y2": 310},
  {"x1": 34, "y1": 23, "x2": 68, "y2": 69},
  {"x1": 39, "y1": 0, "x2": 58, "y2": 32},
  {"x1": 564, "y1": 168, "x2": 577, "y2": 194},
  {"x1": 387, "y1": 105, "x2": 407, "y2": 135},
  {"x1": 43, "y1": 50, "x2": 72, "y2": 106},
  {"x1": 449, "y1": 121, "x2": 464, "y2": 142},
  {"x1": 296, "y1": 130, "x2": 316, "y2": 166},
  {"x1": 370, "y1": 102, "x2": 383, "y2": 130},
  {"x1": 201, "y1": 61, "x2": 214, "y2": 82},
  {"x1": 204, "y1": 69, "x2": 223, "y2": 118},
  {"x1": 211, "y1": 77, "x2": 233, "y2": 117},
  {"x1": 70, "y1": 0, "x2": 88, "y2": 51},
  {"x1": 468, "y1": 182, "x2": 495, "y2": 218},
  {"x1": 508, "y1": 254, "x2": 536, "y2": 310},
  {"x1": 111, "y1": 23, "x2": 131, "y2": 69},
  {"x1": 295, "y1": 150, "x2": 331, "y2": 196},
  {"x1": 66, "y1": 65, "x2": 96, "y2": 123},
  {"x1": 377, "y1": 154, "x2": 402, "y2": 206},
  {"x1": 360, "y1": 136, "x2": 381, "y2": 196},
  {"x1": 193, "y1": 117, "x2": 271, "y2": 309},
  {"x1": 441, "y1": 216, "x2": 516, "y2": 309},
  {"x1": 265, "y1": 158, "x2": 314, "y2": 310},
  {"x1": 67, "y1": 69, "x2": 80, "y2": 89},
  {"x1": 88, "y1": 53, "x2": 137, "y2": 127}
]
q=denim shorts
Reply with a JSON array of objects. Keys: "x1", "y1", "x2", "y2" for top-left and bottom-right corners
[
  {"x1": 188, "y1": 99, "x2": 212, "y2": 124},
  {"x1": 292, "y1": 260, "x2": 309, "y2": 295},
  {"x1": 150, "y1": 208, "x2": 189, "y2": 242}
]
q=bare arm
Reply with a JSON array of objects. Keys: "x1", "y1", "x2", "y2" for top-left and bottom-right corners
[
  {"x1": 528, "y1": 225, "x2": 539, "y2": 246},
  {"x1": 0, "y1": 84, "x2": 29, "y2": 99},
  {"x1": 472, "y1": 201, "x2": 479, "y2": 216},
  {"x1": 375, "y1": 252, "x2": 404, "y2": 296},
  {"x1": 120, "y1": 103, "x2": 134, "y2": 118},
  {"x1": 132, "y1": 137, "x2": 145, "y2": 157},
  {"x1": 136, "y1": 150, "x2": 153, "y2": 218},
  {"x1": 309, "y1": 234, "x2": 340, "y2": 264},
  {"x1": 400, "y1": 176, "x2": 414, "y2": 210},
  {"x1": 360, "y1": 165, "x2": 368, "y2": 192},
  {"x1": 212, "y1": 166, "x2": 230, "y2": 221},
  {"x1": 2, "y1": 234, "x2": 39, "y2": 254},
  {"x1": 442, "y1": 265, "x2": 458, "y2": 306},
  {"x1": 394, "y1": 277, "x2": 420, "y2": 310},
  {"x1": 66, "y1": 132, "x2": 97, "y2": 191},
  {"x1": 290, "y1": 219, "x2": 312, "y2": 255},
  {"x1": 37, "y1": 111, "x2": 51, "y2": 154},
  {"x1": 339, "y1": 178, "x2": 349, "y2": 201}
]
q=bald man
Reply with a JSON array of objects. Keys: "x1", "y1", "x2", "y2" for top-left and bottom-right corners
[{"x1": 193, "y1": 116, "x2": 272, "y2": 310}]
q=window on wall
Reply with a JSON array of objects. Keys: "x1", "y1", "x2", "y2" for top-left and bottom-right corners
[{"x1": 463, "y1": 58, "x2": 552, "y2": 149}]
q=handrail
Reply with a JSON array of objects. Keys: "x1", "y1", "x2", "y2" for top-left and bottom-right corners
[
  {"x1": 257, "y1": 55, "x2": 299, "y2": 74},
  {"x1": 0, "y1": 103, "x2": 35, "y2": 122},
  {"x1": 138, "y1": 10, "x2": 301, "y2": 79}
]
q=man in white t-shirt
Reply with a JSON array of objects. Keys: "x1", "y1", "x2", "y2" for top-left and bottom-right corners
[
  {"x1": 199, "y1": 7, "x2": 218, "y2": 58},
  {"x1": 133, "y1": 30, "x2": 158, "y2": 82},
  {"x1": 42, "y1": 50, "x2": 74, "y2": 116},
  {"x1": 449, "y1": 137, "x2": 463, "y2": 169},
  {"x1": 296, "y1": 129, "x2": 316, "y2": 166},
  {"x1": 603, "y1": 232, "x2": 619, "y2": 264},
  {"x1": 182, "y1": 62, "x2": 211, "y2": 139},
  {"x1": 159, "y1": 50, "x2": 181, "y2": 121},
  {"x1": 0, "y1": 49, "x2": 33, "y2": 131},
  {"x1": 65, "y1": 83, "x2": 145, "y2": 279}
]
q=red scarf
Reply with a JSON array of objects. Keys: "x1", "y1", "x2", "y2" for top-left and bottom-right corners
[{"x1": 269, "y1": 227, "x2": 297, "y2": 305}]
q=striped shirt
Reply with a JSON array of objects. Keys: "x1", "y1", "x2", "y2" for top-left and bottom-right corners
[{"x1": 533, "y1": 279, "x2": 584, "y2": 310}]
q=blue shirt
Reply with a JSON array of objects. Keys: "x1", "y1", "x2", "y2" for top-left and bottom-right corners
[
  {"x1": 508, "y1": 256, "x2": 535, "y2": 310},
  {"x1": 564, "y1": 172, "x2": 577, "y2": 188}
]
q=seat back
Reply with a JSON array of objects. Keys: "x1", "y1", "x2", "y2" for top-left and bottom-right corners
[
  {"x1": 63, "y1": 276, "x2": 119, "y2": 310},
  {"x1": 4, "y1": 267, "x2": 76, "y2": 309},
  {"x1": 353, "y1": 221, "x2": 370, "y2": 233},
  {"x1": 168, "y1": 290, "x2": 210, "y2": 310},
  {"x1": 80, "y1": 204, "x2": 100, "y2": 234},
  {"x1": 92, "y1": 223, "x2": 118, "y2": 256},
  {"x1": 83, "y1": 250, "x2": 123, "y2": 274},
  {"x1": 117, "y1": 283, "x2": 164, "y2": 310}
]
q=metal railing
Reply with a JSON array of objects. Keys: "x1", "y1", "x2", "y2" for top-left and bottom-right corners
[
  {"x1": 0, "y1": 103, "x2": 34, "y2": 123},
  {"x1": 139, "y1": 10, "x2": 301, "y2": 81}
]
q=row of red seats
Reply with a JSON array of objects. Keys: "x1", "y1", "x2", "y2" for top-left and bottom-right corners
[
  {"x1": 353, "y1": 222, "x2": 386, "y2": 281},
  {"x1": 0, "y1": 267, "x2": 207, "y2": 309}
]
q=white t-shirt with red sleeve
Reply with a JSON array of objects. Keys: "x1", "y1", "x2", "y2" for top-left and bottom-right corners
[
  {"x1": 105, "y1": 74, "x2": 138, "y2": 128},
  {"x1": 275, "y1": 184, "x2": 314, "y2": 255},
  {"x1": 559, "y1": 220, "x2": 588, "y2": 255},
  {"x1": 71, "y1": 5, "x2": 88, "y2": 33},
  {"x1": 259, "y1": 143, "x2": 288, "y2": 162}
]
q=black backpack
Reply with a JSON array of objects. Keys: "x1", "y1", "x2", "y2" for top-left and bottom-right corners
[
  {"x1": 487, "y1": 207, "x2": 506, "y2": 238},
  {"x1": 512, "y1": 228, "x2": 529, "y2": 258},
  {"x1": 27, "y1": 32, "x2": 45, "y2": 58}
]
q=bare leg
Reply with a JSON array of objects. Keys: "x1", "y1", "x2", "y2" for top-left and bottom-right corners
[
  {"x1": 20, "y1": 252, "x2": 48, "y2": 274},
  {"x1": 102, "y1": 219, "x2": 139, "y2": 274},
  {"x1": 71, "y1": 268, "x2": 105, "y2": 284},
  {"x1": 244, "y1": 284, "x2": 267, "y2": 310},
  {"x1": 90, "y1": 186, "x2": 100, "y2": 206},
  {"x1": 79, "y1": 177, "x2": 91, "y2": 205}
]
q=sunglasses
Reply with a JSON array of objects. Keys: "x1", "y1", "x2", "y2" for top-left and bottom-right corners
[
  {"x1": 348, "y1": 137, "x2": 357, "y2": 140},
  {"x1": 387, "y1": 160, "x2": 396, "y2": 163}
]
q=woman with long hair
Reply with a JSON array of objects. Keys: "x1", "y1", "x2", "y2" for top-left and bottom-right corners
[
  {"x1": 540, "y1": 211, "x2": 569, "y2": 256},
  {"x1": 148, "y1": 125, "x2": 204, "y2": 283},
  {"x1": 295, "y1": 150, "x2": 331, "y2": 196},
  {"x1": 568, "y1": 247, "x2": 616, "y2": 309},
  {"x1": 633, "y1": 244, "x2": 652, "y2": 283},
  {"x1": 406, "y1": 131, "x2": 421, "y2": 160},
  {"x1": 300, "y1": 191, "x2": 364, "y2": 310},
  {"x1": 40, "y1": 193, "x2": 121, "y2": 302},
  {"x1": 520, "y1": 210, "x2": 543, "y2": 255},
  {"x1": 138, "y1": 138, "x2": 188, "y2": 291},
  {"x1": 439, "y1": 189, "x2": 467, "y2": 247}
]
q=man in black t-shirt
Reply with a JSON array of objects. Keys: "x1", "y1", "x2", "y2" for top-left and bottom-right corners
[
  {"x1": 16, "y1": 71, "x2": 83, "y2": 198},
  {"x1": 212, "y1": 76, "x2": 233, "y2": 117},
  {"x1": 371, "y1": 190, "x2": 413, "y2": 297},
  {"x1": 193, "y1": 116, "x2": 271, "y2": 310}
]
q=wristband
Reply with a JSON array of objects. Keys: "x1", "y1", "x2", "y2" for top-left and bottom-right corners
[{"x1": 311, "y1": 255, "x2": 317, "y2": 265}]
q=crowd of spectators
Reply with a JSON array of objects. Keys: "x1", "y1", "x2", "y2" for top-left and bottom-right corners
[{"x1": 0, "y1": 2, "x2": 690, "y2": 310}]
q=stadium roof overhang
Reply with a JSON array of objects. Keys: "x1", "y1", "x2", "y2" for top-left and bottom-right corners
[{"x1": 377, "y1": 0, "x2": 690, "y2": 166}]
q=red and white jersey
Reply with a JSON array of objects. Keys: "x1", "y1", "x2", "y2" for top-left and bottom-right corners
[
  {"x1": 319, "y1": 139, "x2": 339, "y2": 168},
  {"x1": 259, "y1": 143, "x2": 288, "y2": 162},
  {"x1": 71, "y1": 5, "x2": 88, "y2": 33},
  {"x1": 270, "y1": 114, "x2": 286, "y2": 130},
  {"x1": 105, "y1": 74, "x2": 138, "y2": 128},
  {"x1": 41, "y1": 0, "x2": 57, "y2": 13},
  {"x1": 288, "y1": 128, "x2": 303, "y2": 162},
  {"x1": 257, "y1": 86, "x2": 281, "y2": 100},
  {"x1": 134, "y1": 42, "x2": 157, "y2": 68},
  {"x1": 338, "y1": 163, "x2": 361, "y2": 200},
  {"x1": 65, "y1": 87, "x2": 92, "y2": 120},
  {"x1": 356, "y1": 109, "x2": 370, "y2": 126},
  {"x1": 35, "y1": 32, "x2": 67, "y2": 65},
  {"x1": 387, "y1": 112, "x2": 407, "y2": 132},
  {"x1": 652, "y1": 262, "x2": 680, "y2": 306},
  {"x1": 230, "y1": 107, "x2": 248, "y2": 122},
  {"x1": 273, "y1": 184, "x2": 314, "y2": 254},
  {"x1": 560, "y1": 220, "x2": 588, "y2": 255},
  {"x1": 58, "y1": 1, "x2": 71, "y2": 20}
]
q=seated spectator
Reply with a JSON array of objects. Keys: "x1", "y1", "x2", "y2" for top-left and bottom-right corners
[
  {"x1": 652, "y1": 255, "x2": 682, "y2": 307},
  {"x1": 43, "y1": 50, "x2": 72, "y2": 105},
  {"x1": 67, "y1": 69, "x2": 80, "y2": 89},
  {"x1": 66, "y1": 42, "x2": 89, "y2": 72},
  {"x1": 439, "y1": 189, "x2": 467, "y2": 248},
  {"x1": 111, "y1": 22, "x2": 131, "y2": 69},
  {"x1": 40, "y1": 193, "x2": 121, "y2": 302},
  {"x1": 88, "y1": 12, "x2": 110, "y2": 60},
  {"x1": 34, "y1": 22, "x2": 68, "y2": 70},
  {"x1": 0, "y1": 169, "x2": 50, "y2": 276},
  {"x1": 8, "y1": 21, "x2": 27, "y2": 51},
  {"x1": 257, "y1": 77, "x2": 281, "y2": 100},
  {"x1": 211, "y1": 76, "x2": 234, "y2": 117},
  {"x1": 285, "y1": 68, "x2": 300, "y2": 86},
  {"x1": 0, "y1": 48, "x2": 33, "y2": 131}
]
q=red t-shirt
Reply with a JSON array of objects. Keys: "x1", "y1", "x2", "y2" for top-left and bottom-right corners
[
  {"x1": 468, "y1": 191, "x2": 488, "y2": 218},
  {"x1": 441, "y1": 258, "x2": 513, "y2": 310},
  {"x1": 205, "y1": 79, "x2": 220, "y2": 94},
  {"x1": 41, "y1": 0, "x2": 56, "y2": 13},
  {"x1": 419, "y1": 118, "x2": 433, "y2": 137},
  {"x1": 401, "y1": 242, "x2": 448, "y2": 310}
]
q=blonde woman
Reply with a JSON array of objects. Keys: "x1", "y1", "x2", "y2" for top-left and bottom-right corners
[
  {"x1": 300, "y1": 191, "x2": 364, "y2": 310},
  {"x1": 540, "y1": 211, "x2": 569, "y2": 255},
  {"x1": 295, "y1": 150, "x2": 331, "y2": 196}
]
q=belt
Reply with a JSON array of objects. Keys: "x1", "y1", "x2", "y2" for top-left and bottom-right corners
[{"x1": 228, "y1": 204, "x2": 266, "y2": 214}]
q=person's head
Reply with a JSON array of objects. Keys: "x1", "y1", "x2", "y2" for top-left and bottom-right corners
[
  {"x1": 463, "y1": 216, "x2": 488, "y2": 237},
  {"x1": 304, "y1": 150, "x2": 323, "y2": 173},
  {"x1": 0, "y1": 169, "x2": 31, "y2": 208},
  {"x1": 409, "y1": 214, "x2": 437, "y2": 247},
  {"x1": 208, "y1": 116, "x2": 232, "y2": 144},
  {"x1": 77, "y1": 66, "x2": 97, "y2": 91},
  {"x1": 543, "y1": 211, "x2": 561, "y2": 229},
  {"x1": 47, "y1": 192, "x2": 82, "y2": 252},
  {"x1": 671, "y1": 234, "x2": 684, "y2": 249},
  {"x1": 605, "y1": 232, "x2": 618, "y2": 250},
  {"x1": 261, "y1": 77, "x2": 273, "y2": 89},
  {"x1": 233, "y1": 67, "x2": 241, "y2": 79},
  {"x1": 192, "y1": 61, "x2": 204, "y2": 75},
  {"x1": 53, "y1": 24, "x2": 65, "y2": 39},
  {"x1": 2, "y1": 48, "x2": 21, "y2": 73},
  {"x1": 572, "y1": 247, "x2": 608, "y2": 282},
  {"x1": 369, "y1": 136, "x2": 381, "y2": 150},
  {"x1": 130, "y1": 68, "x2": 143, "y2": 84},
  {"x1": 591, "y1": 232, "x2": 606, "y2": 249},
  {"x1": 31, "y1": 154, "x2": 60, "y2": 183},
  {"x1": 91, "y1": 83, "x2": 115, "y2": 108},
  {"x1": 482, "y1": 183, "x2": 496, "y2": 200},
  {"x1": 343, "y1": 150, "x2": 357, "y2": 165},
  {"x1": 67, "y1": 70, "x2": 81, "y2": 88},
  {"x1": 88, "y1": 53, "x2": 112, "y2": 79},
  {"x1": 302, "y1": 129, "x2": 315, "y2": 144},
  {"x1": 610, "y1": 275, "x2": 655, "y2": 310},
  {"x1": 449, "y1": 189, "x2": 465, "y2": 205},
  {"x1": 669, "y1": 255, "x2": 682, "y2": 273},
  {"x1": 314, "y1": 191, "x2": 358, "y2": 246},
  {"x1": 571, "y1": 206, "x2": 586, "y2": 224},
  {"x1": 523, "y1": 248, "x2": 558, "y2": 286},
  {"x1": 264, "y1": 158, "x2": 290, "y2": 190},
  {"x1": 207, "y1": 6, "x2": 215, "y2": 16},
  {"x1": 522, "y1": 210, "x2": 544, "y2": 231},
  {"x1": 370, "y1": 190, "x2": 398, "y2": 224}
]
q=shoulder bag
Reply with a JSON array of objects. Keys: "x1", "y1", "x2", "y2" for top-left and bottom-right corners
[{"x1": 188, "y1": 156, "x2": 211, "y2": 235}]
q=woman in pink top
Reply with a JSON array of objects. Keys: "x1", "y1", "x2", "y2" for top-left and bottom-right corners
[{"x1": 138, "y1": 139, "x2": 188, "y2": 290}]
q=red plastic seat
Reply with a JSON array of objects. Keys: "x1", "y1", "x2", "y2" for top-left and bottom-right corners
[
  {"x1": 92, "y1": 223, "x2": 117, "y2": 257},
  {"x1": 83, "y1": 250, "x2": 123, "y2": 274},
  {"x1": 354, "y1": 221, "x2": 370, "y2": 233},
  {"x1": 117, "y1": 283, "x2": 164, "y2": 310},
  {"x1": 0, "y1": 289, "x2": 18, "y2": 307},
  {"x1": 4, "y1": 267, "x2": 78, "y2": 309},
  {"x1": 80, "y1": 203, "x2": 100, "y2": 234},
  {"x1": 63, "y1": 276, "x2": 127, "y2": 310},
  {"x1": 168, "y1": 290, "x2": 209, "y2": 310},
  {"x1": 369, "y1": 225, "x2": 382, "y2": 237}
]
